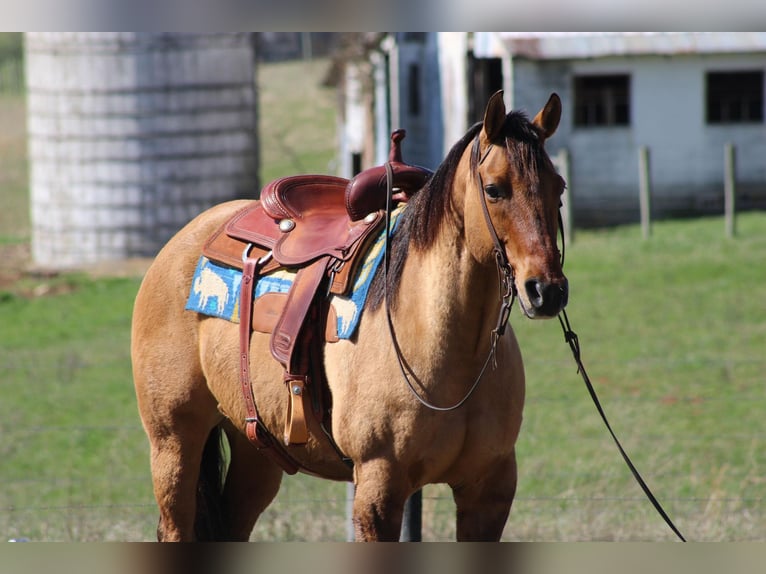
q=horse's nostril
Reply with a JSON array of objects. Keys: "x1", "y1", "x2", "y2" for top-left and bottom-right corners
[
  {"x1": 524, "y1": 279, "x2": 544, "y2": 309},
  {"x1": 524, "y1": 278, "x2": 568, "y2": 313}
]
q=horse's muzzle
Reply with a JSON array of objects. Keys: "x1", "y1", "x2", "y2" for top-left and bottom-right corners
[{"x1": 522, "y1": 277, "x2": 569, "y2": 318}]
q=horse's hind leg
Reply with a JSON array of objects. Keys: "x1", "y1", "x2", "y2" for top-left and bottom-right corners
[
  {"x1": 133, "y1": 339, "x2": 223, "y2": 540},
  {"x1": 141, "y1": 394, "x2": 224, "y2": 541},
  {"x1": 145, "y1": 422, "x2": 214, "y2": 540},
  {"x1": 451, "y1": 454, "x2": 517, "y2": 541},
  {"x1": 220, "y1": 423, "x2": 283, "y2": 541}
]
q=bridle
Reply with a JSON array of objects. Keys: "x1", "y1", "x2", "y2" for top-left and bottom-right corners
[
  {"x1": 471, "y1": 135, "x2": 518, "y2": 345},
  {"x1": 472, "y1": 134, "x2": 569, "y2": 319}
]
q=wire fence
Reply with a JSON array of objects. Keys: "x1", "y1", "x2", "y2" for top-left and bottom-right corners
[
  {"x1": 2, "y1": 474, "x2": 762, "y2": 542},
  {"x1": 2, "y1": 366, "x2": 764, "y2": 542},
  {"x1": 551, "y1": 144, "x2": 766, "y2": 239}
]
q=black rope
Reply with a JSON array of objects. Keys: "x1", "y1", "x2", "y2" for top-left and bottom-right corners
[{"x1": 557, "y1": 308, "x2": 687, "y2": 542}]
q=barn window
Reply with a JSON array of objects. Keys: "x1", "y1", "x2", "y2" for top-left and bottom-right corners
[
  {"x1": 706, "y1": 71, "x2": 764, "y2": 124},
  {"x1": 403, "y1": 33, "x2": 427, "y2": 44},
  {"x1": 574, "y1": 74, "x2": 631, "y2": 127},
  {"x1": 408, "y1": 63, "x2": 421, "y2": 117},
  {"x1": 468, "y1": 55, "x2": 503, "y2": 124}
]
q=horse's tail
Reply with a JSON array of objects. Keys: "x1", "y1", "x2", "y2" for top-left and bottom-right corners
[{"x1": 194, "y1": 425, "x2": 229, "y2": 540}]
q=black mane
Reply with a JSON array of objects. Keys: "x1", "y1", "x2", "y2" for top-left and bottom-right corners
[{"x1": 365, "y1": 111, "x2": 547, "y2": 313}]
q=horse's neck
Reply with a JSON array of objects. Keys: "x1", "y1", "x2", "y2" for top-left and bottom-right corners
[{"x1": 396, "y1": 225, "x2": 502, "y2": 361}]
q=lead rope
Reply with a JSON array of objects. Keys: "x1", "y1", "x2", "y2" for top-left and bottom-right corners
[{"x1": 555, "y1": 213, "x2": 686, "y2": 542}]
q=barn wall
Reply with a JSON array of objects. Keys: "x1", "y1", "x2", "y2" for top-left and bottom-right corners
[
  {"x1": 390, "y1": 33, "x2": 444, "y2": 170},
  {"x1": 512, "y1": 52, "x2": 766, "y2": 225}
]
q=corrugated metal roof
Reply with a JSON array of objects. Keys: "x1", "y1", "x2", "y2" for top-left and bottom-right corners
[{"x1": 473, "y1": 32, "x2": 766, "y2": 59}]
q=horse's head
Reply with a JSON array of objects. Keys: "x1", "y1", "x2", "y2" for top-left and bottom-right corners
[{"x1": 464, "y1": 90, "x2": 568, "y2": 319}]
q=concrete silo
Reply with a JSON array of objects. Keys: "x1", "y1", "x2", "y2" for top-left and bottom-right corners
[{"x1": 25, "y1": 33, "x2": 258, "y2": 269}]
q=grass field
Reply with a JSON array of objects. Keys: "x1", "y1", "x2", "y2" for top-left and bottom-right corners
[
  {"x1": 257, "y1": 58, "x2": 338, "y2": 184},
  {"x1": 1, "y1": 56, "x2": 764, "y2": 541}
]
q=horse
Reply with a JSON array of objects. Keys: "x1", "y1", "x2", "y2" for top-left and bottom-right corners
[{"x1": 131, "y1": 90, "x2": 568, "y2": 541}]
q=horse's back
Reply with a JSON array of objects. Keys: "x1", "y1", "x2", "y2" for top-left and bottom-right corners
[{"x1": 134, "y1": 200, "x2": 251, "y2": 316}]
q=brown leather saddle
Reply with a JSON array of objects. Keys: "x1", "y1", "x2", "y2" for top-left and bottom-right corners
[{"x1": 200, "y1": 130, "x2": 432, "y2": 474}]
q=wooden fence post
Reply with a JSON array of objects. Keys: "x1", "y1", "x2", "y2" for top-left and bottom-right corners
[
  {"x1": 638, "y1": 146, "x2": 652, "y2": 239},
  {"x1": 724, "y1": 142, "x2": 737, "y2": 238}
]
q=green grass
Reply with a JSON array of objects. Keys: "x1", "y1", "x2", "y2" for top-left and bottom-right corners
[
  {"x1": 0, "y1": 56, "x2": 345, "y2": 542},
  {"x1": 258, "y1": 58, "x2": 338, "y2": 184},
  {"x1": 0, "y1": 94, "x2": 28, "y2": 244},
  {"x1": 0, "y1": 275, "x2": 154, "y2": 541},
  {"x1": 1, "y1": 214, "x2": 764, "y2": 541},
  {"x1": 0, "y1": 33, "x2": 23, "y2": 62},
  {"x1": 506, "y1": 213, "x2": 766, "y2": 541}
]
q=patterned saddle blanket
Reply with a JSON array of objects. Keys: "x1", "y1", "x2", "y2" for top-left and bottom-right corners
[{"x1": 185, "y1": 204, "x2": 405, "y2": 340}]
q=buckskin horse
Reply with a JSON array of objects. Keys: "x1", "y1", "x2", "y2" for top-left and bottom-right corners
[{"x1": 131, "y1": 91, "x2": 568, "y2": 541}]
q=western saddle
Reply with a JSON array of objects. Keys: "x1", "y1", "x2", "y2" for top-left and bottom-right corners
[{"x1": 200, "y1": 130, "x2": 432, "y2": 474}]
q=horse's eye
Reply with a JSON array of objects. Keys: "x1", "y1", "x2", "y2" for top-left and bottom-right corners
[{"x1": 484, "y1": 184, "x2": 505, "y2": 200}]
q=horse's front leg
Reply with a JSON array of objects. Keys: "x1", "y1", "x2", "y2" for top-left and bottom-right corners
[
  {"x1": 451, "y1": 454, "x2": 518, "y2": 541},
  {"x1": 352, "y1": 459, "x2": 410, "y2": 541}
]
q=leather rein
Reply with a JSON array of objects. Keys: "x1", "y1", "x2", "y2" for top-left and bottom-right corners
[
  {"x1": 381, "y1": 135, "x2": 514, "y2": 412},
  {"x1": 383, "y1": 133, "x2": 687, "y2": 542}
]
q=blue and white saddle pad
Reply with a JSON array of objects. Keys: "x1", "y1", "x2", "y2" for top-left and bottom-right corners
[{"x1": 185, "y1": 205, "x2": 405, "y2": 340}]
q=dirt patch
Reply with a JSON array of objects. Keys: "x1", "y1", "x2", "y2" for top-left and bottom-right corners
[
  {"x1": 0, "y1": 240, "x2": 152, "y2": 298},
  {"x1": 0, "y1": 242, "x2": 31, "y2": 288},
  {"x1": 0, "y1": 95, "x2": 26, "y2": 144},
  {"x1": 78, "y1": 257, "x2": 154, "y2": 279}
]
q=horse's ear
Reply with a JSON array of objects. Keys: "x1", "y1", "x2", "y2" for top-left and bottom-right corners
[
  {"x1": 482, "y1": 90, "x2": 507, "y2": 143},
  {"x1": 532, "y1": 93, "x2": 562, "y2": 140}
]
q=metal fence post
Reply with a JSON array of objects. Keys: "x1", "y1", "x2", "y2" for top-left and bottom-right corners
[
  {"x1": 346, "y1": 482, "x2": 355, "y2": 541},
  {"x1": 400, "y1": 490, "x2": 422, "y2": 541}
]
